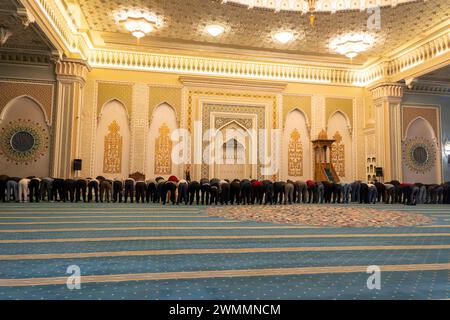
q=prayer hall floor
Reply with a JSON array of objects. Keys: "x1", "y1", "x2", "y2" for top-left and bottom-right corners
[{"x1": 0, "y1": 203, "x2": 449, "y2": 300}]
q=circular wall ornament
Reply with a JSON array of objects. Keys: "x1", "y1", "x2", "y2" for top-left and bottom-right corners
[
  {"x1": 403, "y1": 137, "x2": 436, "y2": 174},
  {"x1": 0, "y1": 119, "x2": 49, "y2": 164}
]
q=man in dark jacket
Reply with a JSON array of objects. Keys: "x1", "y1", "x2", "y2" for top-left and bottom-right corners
[
  {"x1": 230, "y1": 179, "x2": 241, "y2": 204},
  {"x1": 75, "y1": 178, "x2": 88, "y2": 202},
  {"x1": 64, "y1": 178, "x2": 77, "y2": 202},
  {"x1": 240, "y1": 179, "x2": 252, "y2": 205},
  {"x1": 188, "y1": 180, "x2": 200, "y2": 205},
  {"x1": 273, "y1": 181, "x2": 285, "y2": 205},
  {"x1": 200, "y1": 178, "x2": 211, "y2": 205}
]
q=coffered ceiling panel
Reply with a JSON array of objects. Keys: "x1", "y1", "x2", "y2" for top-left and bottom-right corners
[{"x1": 76, "y1": 0, "x2": 449, "y2": 62}]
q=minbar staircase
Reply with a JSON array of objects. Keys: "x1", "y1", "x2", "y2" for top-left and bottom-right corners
[{"x1": 315, "y1": 163, "x2": 340, "y2": 183}]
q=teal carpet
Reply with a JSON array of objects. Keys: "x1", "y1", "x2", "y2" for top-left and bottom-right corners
[{"x1": 0, "y1": 203, "x2": 449, "y2": 300}]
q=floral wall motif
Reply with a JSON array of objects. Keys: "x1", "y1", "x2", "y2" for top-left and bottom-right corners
[
  {"x1": 0, "y1": 119, "x2": 49, "y2": 165},
  {"x1": 103, "y1": 120, "x2": 122, "y2": 174},
  {"x1": 154, "y1": 123, "x2": 172, "y2": 175},
  {"x1": 331, "y1": 131, "x2": 345, "y2": 177},
  {"x1": 288, "y1": 129, "x2": 303, "y2": 176}
]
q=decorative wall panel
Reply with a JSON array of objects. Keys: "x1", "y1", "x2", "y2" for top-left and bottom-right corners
[
  {"x1": 288, "y1": 129, "x2": 303, "y2": 176},
  {"x1": 154, "y1": 123, "x2": 172, "y2": 175},
  {"x1": 331, "y1": 131, "x2": 346, "y2": 177},
  {"x1": 103, "y1": 120, "x2": 122, "y2": 174}
]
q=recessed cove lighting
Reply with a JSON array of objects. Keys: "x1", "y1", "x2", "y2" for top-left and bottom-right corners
[
  {"x1": 206, "y1": 24, "x2": 225, "y2": 37},
  {"x1": 273, "y1": 31, "x2": 294, "y2": 44}
]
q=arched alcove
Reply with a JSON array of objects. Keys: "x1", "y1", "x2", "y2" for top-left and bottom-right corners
[
  {"x1": 213, "y1": 120, "x2": 252, "y2": 179},
  {"x1": 94, "y1": 100, "x2": 130, "y2": 179},
  {"x1": 147, "y1": 103, "x2": 178, "y2": 178},
  {"x1": 283, "y1": 109, "x2": 311, "y2": 180},
  {"x1": 0, "y1": 96, "x2": 50, "y2": 177},
  {"x1": 327, "y1": 111, "x2": 352, "y2": 180},
  {"x1": 402, "y1": 117, "x2": 440, "y2": 184}
]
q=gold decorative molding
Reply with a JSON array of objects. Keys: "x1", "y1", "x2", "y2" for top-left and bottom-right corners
[
  {"x1": 179, "y1": 76, "x2": 287, "y2": 92},
  {"x1": 103, "y1": 120, "x2": 122, "y2": 174}
]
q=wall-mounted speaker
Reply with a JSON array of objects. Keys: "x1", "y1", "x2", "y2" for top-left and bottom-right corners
[
  {"x1": 73, "y1": 159, "x2": 82, "y2": 171},
  {"x1": 375, "y1": 167, "x2": 383, "y2": 177}
]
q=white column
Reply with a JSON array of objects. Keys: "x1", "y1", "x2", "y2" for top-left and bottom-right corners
[{"x1": 52, "y1": 58, "x2": 90, "y2": 178}]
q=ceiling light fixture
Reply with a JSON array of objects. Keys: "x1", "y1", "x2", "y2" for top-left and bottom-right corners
[
  {"x1": 113, "y1": 8, "x2": 162, "y2": 40},
  {"x1": 329, "y1": 33, "x2": 375, "y2": 59},
  {"x1": 205, "y1": 24, "x2": 225, "y2": 37},
  {"x1": 273, "y1": 31, "x2": 294, "y2": 44}
]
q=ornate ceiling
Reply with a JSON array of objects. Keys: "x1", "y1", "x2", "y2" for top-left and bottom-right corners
[
  {"x1": 75, "y1": 0, "x2": 449, "y2": 63},
  {"x1": 0, "y1": 0, "x2": 54, "y2": 54}
]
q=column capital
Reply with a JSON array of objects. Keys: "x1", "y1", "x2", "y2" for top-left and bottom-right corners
[
  {"x1": 54, "y1": 58, "x2": 91, "y2": 85},
  {"x1": 369, "y1": 83, "x2": 404, "y2": 103}
]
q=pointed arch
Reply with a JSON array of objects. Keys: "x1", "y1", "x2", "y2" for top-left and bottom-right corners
[
  {"x1": 286, "y1": 108, "x2": 311, "y2": 136},
  {"x1": 327, "y1": 109, "x2": 352, "y2": 135},
  {"x1": 1, "y1": 95, "x2": 50, "y2": 126},
  {"x1": 98, "y1": 98, "x2": 129, "y2": 122},
  {"x1": 403, "y1": 116, "x2": 437, "y2": 141},
  {"x1": 150, "y1": 102, "x2": 178, "y2": 124}
]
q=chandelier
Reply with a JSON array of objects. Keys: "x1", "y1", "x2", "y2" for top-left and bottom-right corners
[
  {"x1": 222, "y1": 0, "x2": 418, "y2": 13},
  {"x1": 329, "y1": 33, "x2": 375, "y2": 58},
  {"x1": 113, "y1": 8, "x2": 162, "y2": 39}
]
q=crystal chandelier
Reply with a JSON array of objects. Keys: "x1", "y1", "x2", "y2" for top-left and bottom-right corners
[
  {"x1": 329, "y1": 33, "x2": 375, "y2": 58},
  {"x1": 113, "y1": 8, "x2": 162, "y2": 39},
  {"x1": 222, "y1": 0, "x2": 418, "y2": 13}
]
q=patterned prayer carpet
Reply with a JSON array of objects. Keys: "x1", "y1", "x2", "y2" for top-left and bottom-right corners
[
  {"x1": 206, "y1": 205, "x2": 433, "y2": 227},
  {"x1": 0, "y1": 203, "x2": 449, "y2": 300}
]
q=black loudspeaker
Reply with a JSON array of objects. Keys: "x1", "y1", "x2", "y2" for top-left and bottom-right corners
[
  {"x1": 73, "y1": 159, "x2": 82, "y2": 171},
  {"x1": 375, "y1": 167, "x2": 383, "y2": 177}
]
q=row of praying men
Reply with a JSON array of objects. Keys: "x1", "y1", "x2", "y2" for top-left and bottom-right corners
[{"x1": 1, "y1": 175, "x2": 450, "y2": 205}]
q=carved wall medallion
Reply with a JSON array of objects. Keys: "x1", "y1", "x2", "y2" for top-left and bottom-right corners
[
  {"x1": 403, "y1": 137, "x2": 436, "y2": 174},
  {"x1": 288, "y1": 129, "x2": 303, "y2": 176},
  {"x1": 103, "y1": 120, "x2": 123, "y2": 173},
  {"x1": 154, "y1": 123, "x2": 172, "y2": 175},
  {"x1": 331, "y1": 131, "x2": 345, "y2": 177},
  {"x1": 0, "y1": 119, "x2": 49, "y2": 165}
]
